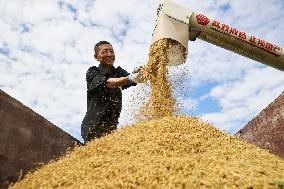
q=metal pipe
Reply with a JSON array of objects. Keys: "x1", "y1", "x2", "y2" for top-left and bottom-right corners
[{"x1": 189, "y1": 12, "x2": 284, "y2": 71}]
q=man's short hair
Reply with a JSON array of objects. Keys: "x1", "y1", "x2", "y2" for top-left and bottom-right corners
[{"x1": 94, "y1": 41, "x2": 111, "y2": 55}]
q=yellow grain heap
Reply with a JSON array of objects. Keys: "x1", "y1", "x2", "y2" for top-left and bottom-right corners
[{"x1": 10, "y1": 116, "x2": 284, "y2": 189}]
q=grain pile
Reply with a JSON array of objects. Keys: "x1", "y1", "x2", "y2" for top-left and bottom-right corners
[
  {"x1": 9, "y1": 39, "x2": 284, "y2": 188},
  {"x1": 10, "y1": 116, "x2": 284, "y2": 189}
]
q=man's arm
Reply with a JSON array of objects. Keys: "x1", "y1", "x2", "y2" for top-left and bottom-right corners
[
  {"x1": 105, "y1": 77, "x2": 130, "y2": 88},
  {"x1": 114, "y1": 66, "x2": 137, "y2": 89},
  {"x1": 87, "y1": 66, "x2": 135, "y2": 90}
]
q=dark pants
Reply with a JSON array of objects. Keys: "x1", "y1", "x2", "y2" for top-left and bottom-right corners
[{"x1": 84, "y1": 108, "x2": 120, "y2": 144}]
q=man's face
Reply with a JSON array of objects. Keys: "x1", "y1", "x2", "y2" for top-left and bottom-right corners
[{"x1": 95, "y1": 44, "x2": 115, "y2": 65}]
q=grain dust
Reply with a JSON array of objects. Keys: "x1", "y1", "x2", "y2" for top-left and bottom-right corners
[{"x1": 131, "y1": 39, "x2": 187, "y2": 121}]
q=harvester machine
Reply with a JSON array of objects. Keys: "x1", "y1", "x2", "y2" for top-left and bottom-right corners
[{"x1": 151, "y1": 0, "x2": 284, "y2": 71}]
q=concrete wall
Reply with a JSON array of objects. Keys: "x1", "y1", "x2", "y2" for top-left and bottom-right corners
[
  {"x1": 0, "y1": 90, "x2": 82, "y2": 188},
  {"x1": 237, "y1": 91, "x2": 284, "y2": 159}
]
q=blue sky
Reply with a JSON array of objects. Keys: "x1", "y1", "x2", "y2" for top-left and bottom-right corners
[{"x1": 0, "y1": 0, "x2": 284, "y2": 142}]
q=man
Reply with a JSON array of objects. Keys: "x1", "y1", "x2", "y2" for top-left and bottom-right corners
[{"x1": 81, "y1": 41, "x2": 142, "y2": 143}]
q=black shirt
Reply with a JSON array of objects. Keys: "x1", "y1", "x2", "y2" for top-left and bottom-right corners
[{"x1": 81, "y1": 65, "x2": 136, "y2": 141}]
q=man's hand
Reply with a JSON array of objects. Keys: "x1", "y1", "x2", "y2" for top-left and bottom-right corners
[
  {"x1": 132, "y1": 66, "x2": 144, "y2": 74},
  {"x1": 127, "y1": 72, "x2": 146, "y2": 83},
  {"x1": 106, "y1": 77, "x2": 129, "y2": 88}
]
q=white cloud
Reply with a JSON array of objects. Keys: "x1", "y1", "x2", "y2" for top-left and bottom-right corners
[{"x1": 203, "y1": 67, "x2": 284, "y2": 132}]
